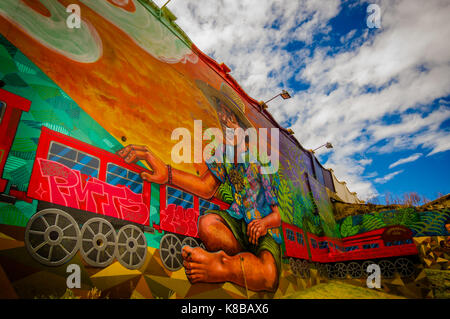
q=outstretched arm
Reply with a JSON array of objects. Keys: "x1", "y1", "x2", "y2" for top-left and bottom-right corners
[{"x1": 117, "y1": 145, "x2": 220, "y2": 199}]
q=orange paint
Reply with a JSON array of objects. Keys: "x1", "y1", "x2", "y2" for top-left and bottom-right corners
[
  {"x1": 21, "y1": 0, "x2": 51, "y2": 17},
  {"x1": 106, "y1": 0, "x2": 136, "y2": 13},
  {"x1": 0, "y1": 1, "x2": 220, "y2": 175}
]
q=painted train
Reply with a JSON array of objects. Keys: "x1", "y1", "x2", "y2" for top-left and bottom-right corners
[{"x1": 0, "y1": 87, "x2": 418, "y2": 277}]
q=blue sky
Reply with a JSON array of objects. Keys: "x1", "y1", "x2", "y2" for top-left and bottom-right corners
[{"x1": 156, "y1": 0, "x2": 450, "y2": 203}]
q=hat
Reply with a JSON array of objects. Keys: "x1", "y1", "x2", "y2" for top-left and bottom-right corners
[{"x1": 195, "y1": 79, "x2": 254, "y2": 130}]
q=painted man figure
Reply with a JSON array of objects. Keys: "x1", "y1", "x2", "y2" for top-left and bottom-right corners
[{"x1": 117, "y1": 81, "x2": 282, "y2": 292}]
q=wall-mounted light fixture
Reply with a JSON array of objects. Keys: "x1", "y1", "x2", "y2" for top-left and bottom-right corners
[
  {"x1": 312, "y1": 142, "x2": 333, "y2": 152},
  {"x1": 259, "y1": 89, "x2": 291, "y2": 110}
]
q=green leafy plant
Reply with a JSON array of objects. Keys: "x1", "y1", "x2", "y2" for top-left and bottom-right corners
[
  {"x1": 217, "y1": 181, "x2": 233, "y2": 204},
  {"x1": 340, "y1": 216, "x2": 361, "y2": 237},
  {"x1": 408, "y1": 210, "x2": 449, "y2": 236},
  {"x1": 361, "y1": 214, "x2": 386, "y2": 232}
]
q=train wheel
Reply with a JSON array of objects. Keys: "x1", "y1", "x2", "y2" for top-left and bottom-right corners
[
  {"x1": 289, "y1": 258, "x2": 298, "y2": 275},
  {"x1": 326, "y1": 264, "x2": 335, "y2": 279},
  {"x1": 347, "y1": 262, "x2": 362, "y2": 278},
  {"x1": 317, "y1": 263, "x2": 328, "y2": 278},
  {"x1": 301, "y1": 260, "x2": 311, "y2": 278},
  {"x1": 116, "y1": 225, "x2": 147, "y2": 270},
  {"x1": 394, "y1": 258, "x2": 416, "y2": 278},
  {"x1": 25, "y1": 209, "x2": 80, "y2": 267},
  {"x1": 361, "y1": 260, "x2": 375, "y2": 277},
  {"x1": 295, "y1": 259, "x2": 303, "y2": 277},
  {"x1": 379, "y1": 260, "x2": 396, "y2": 278},
  {"x1": 181, "y1": 237, "x2": 199, "y2": 249},
  {"x1": 334, "y1": 262, "x2": 347, "y2": 279},
  {"x1": 80, "y1": 218, "x2": 116, "y2": 267},
  {"x1": 160, "y1": 234, "x2": 183, "y2": 271}
]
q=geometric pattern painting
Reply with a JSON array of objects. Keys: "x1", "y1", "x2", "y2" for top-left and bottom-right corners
[{"x1": 0, "y1": 223, "x2": 442, "y2": 299}]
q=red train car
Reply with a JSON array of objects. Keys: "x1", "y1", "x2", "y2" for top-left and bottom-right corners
[
  {"x1": 22, "y1": 127, "x2": 229, "y2": 270},
  {"x1": 28, "y1": 127, "x2": 151, "y2": 226},
  {"x1": 156, "y1": 184, "x2": 228, "y2": 271},
  {"x1": 282, "y1": 220, "x2": 419, "y2": 279},
  {"x1": 0, "y1": 89, "x2": 31, "y2": 199}
]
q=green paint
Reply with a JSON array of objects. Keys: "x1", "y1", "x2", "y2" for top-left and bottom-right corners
[{"x1": 150, "y1": 182, "x2": 160, "y2": 226}]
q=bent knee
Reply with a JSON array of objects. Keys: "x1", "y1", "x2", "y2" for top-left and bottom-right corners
[
  {"x1": 198, "y1": 214, "x2": 224, "y2": 238},
  {"x1": 259, "y1": 251, "x2": 279, "y2": 291}
]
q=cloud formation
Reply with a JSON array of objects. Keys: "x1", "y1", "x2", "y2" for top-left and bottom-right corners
[
  {"x1": 160, "y1": 0, "x2": 450, "y2": 199},
  {"x1": 388, "y1": 153, "x2": 422, "y2": 169},
  {"x1": 374, "y1": 170, "x2": 404, "y2": 184}
]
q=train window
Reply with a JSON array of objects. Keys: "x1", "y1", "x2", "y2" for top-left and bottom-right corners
[
  {"x1": 106, "y1": 163, "x2": 143, "y2": 194},
  {"x1": 310, "y1": 238, "x2": 318, "y2": 249},
  {"x1": 386, "y1": 240, "x2": 409, "y2": 247},
  {"x1": 318, "y1": 241, "x2": 328, "y2": 249},
  {"x1": 166, "y1": 186, "x2": 194, "y2": 209},
  {"x1": 296, "y1": 232, "x2": 304, "y2": 245},
  {"x1": 0, "y1": 101, "x2": 6, "y2": 125},
  {"x1": 363, "y1": 243, "x2": 379, "y2": 249},
  {"x1": 48, "y1": 142, "x2": 99, "y2": 178},
  {"x1": 344, "y1": 245, "x2": 359, "y2": 252},
  {"x1": 286, "y1": 229, "x2": 295, "y2": 241},
  {"x1": 199, "y1": 199, "x2": 220, "y2": 215}
]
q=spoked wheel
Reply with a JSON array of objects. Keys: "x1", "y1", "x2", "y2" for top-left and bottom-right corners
[
  {"x1": 326, "y1": 264, "x2": 336, "y2": 279},
  {"x1": 299, "y1": 260, "x2": 311, "y2": 278},
  {"x1": 295, "y1": 259, "x2": 303, "y2": 277},
  {"x1": 395, "y1": 258, "x2": 416, "y2": 278},
  {"x1": 181, "y1": 237, "x2": 199, "y2": 249},
  {"x1": 80, "y1": 218, "x2": 116, "y2": 267},
  {"x1": 289, "y1": 258, "x2": 298, "y2": 275},
  {"x1": 116, "y1": 225, "x2": 147, "y2": 270},
  {"x1": 160, "y1": 233, "x2": 183, "y2": 271},
  {"x1": 25, "y1": 209, "x2": 80, "y2": 266},
  {"x1": 317, "y1": 263, "x2": 328, "y2": 278},
  {"x1": 379, "y1": 260, "x2": 396, "y2": 278},
  {"x1": 361, "y1": 260, "x2": 375, "y2": 277},
  {"x1": 347, "y1": 261, "x2": 363, "y2": 278},
  {"x1": 334, "y1": 262, "x2": 348, "y2": 279}
]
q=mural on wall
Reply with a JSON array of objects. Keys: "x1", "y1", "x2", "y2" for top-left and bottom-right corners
[
  {"x1": 0, "y1": 0, "x2": 449, "y2": 298},
  {"x1": 338, "y1": 208, "x2": 450, "y2": 238}
]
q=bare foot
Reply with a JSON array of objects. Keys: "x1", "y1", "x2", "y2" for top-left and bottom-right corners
[{"x1": 182, "y1": 246, "x2": 232, "y2": 284}]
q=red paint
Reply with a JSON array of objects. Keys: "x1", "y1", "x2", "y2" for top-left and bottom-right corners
[
  {"x1": 8, "y1": 189, "x2": 33, "y2": 203},
  {"x1": 0, "y1": 89, "x2": 31, "y2": 193},
  {"x1": 160, "y1": 204, "x2": 199, "y2": 237},
  {"x1": 106, "y1": 0, "x2": 136, "y2": 13},
  {"x1": 28, "y1": 127, "x2": 151, "y2": 225},
  {"x1": 282, "y1": 222, "x2": 309, "y2": 260},
  {"x1": 283, "y1": 223, "x2": 419, "y2": 263}
]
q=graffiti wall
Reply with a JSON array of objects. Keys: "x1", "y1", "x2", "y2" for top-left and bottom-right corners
[
  {"x1": 0, "y1": 0, "x2": 449, "y2": 299},
  {"x1": 338, "y1": 208, "x2": 450, "y2": 238}
]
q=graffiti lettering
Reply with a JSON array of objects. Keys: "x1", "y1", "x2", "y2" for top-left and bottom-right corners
[
  {"x1": 36, "y1": 158, "x2": 149, "y2": 225},
  {"x1": 160, "y1": 204, "x2": 199, "y2": 237}
]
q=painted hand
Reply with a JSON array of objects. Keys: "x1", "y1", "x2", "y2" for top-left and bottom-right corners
[
  {"x1": 116, "y1": 144, "x2": 168, "y2": 184},
  {"x1": 247, "y1": 217, "x2": 268, "y2": 245}
]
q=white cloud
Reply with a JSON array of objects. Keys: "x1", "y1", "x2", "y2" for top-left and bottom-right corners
[
  {"x1": 162, "y1": 0, "x2": 450, "y2": 200},
  {"x1": 374, "y1": 170, "x2": 404, "y2": 184},
  {"x1": 388, "y1": 153, "x2": 422, "y2": 169}
]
